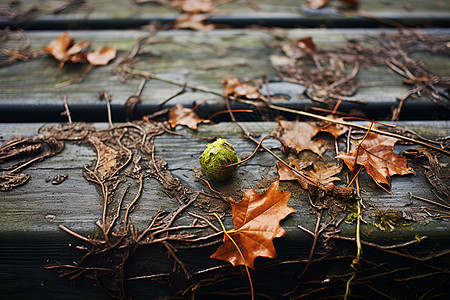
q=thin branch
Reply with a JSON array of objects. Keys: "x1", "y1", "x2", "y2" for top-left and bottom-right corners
[{"x1": 116, "y1": 66, "x2": 449, "y2": 156}]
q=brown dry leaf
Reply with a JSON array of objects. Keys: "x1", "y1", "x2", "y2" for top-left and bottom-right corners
[
  {"x1": 211, "y1": 181, "x2": 295, "y2": 269},
  {"x1": 294, "y1": 36, "x2": 317, "y2": 52},
  {"x1": 168, "y1": 104, "x2": 210, "y2": 130},
  {"x1": 336, "y1": 124, "x2": 415, "y2": 189},
  {"x1": 304, "y1": 0, "x2": 359, "y2": 9},
  {"x1": 317, "y1": 115, "x2": 348, "y2": 140},
  {"x1": 43, "y1": 32, "x2": 90, "y2": 68},
  {"x1": 87, "y1": 47, "x2": 117, "y2": 66},
  {"x1": 174, "y1": 13, "x2": 215, "y2": 31},
  {"x1": 223, "y1": 77, "x2": 264, "y2": 100},
  {"x1": 170, "y1": 0, "x2": 213, "y2": 13},
  {"x1": 338, "y1": 0, "x2": 359, "y2": 9},
  {"x1": 274, "y1": 120, "x2": 327, "y2": 156},
  {"x1": 277, "y1": 159, "x2": 341, "y2": 188},
  {"x1": 88, "y1": 136, "x2": 120, "y2": 181},
  {"x1": 0, "y1": 173, "x2": 30, "y2": 191},
  {"x1": 304, "y1": 0, "x2": 328, "y2": 9}
]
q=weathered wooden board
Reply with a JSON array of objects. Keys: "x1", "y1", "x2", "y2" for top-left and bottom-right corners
[
  {"x1": 0, "y1": 0, "x2": 449, "y2": 29},
  {"x1": 1, "y1": 121, "x2": 449, "y2": 298},
  {"x1": 1, "y1": 29, "x2": 449, "y2": 122}
]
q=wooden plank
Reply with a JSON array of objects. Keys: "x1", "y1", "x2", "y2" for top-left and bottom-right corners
[
  {"x1": 0, "y1": 121, "x2": 449, "y2": 298},
  {"x1": 1, "y1": 28, "x2": 449, "y2": 122},
  {"x1": 0, "y1": 0, "x2": 449, "y2": 29}
]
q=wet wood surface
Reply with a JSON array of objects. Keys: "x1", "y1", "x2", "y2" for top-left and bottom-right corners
[
  {"x1": 1, "y1": 0, "x2": 449, "y2": 29},
  {"x1": 1, "y1": 28, "x2": 449, "y2": 122},
  {"x1": 0, "y1": 0, "x2": 449, "y2": 298},
  {"x1": 1, "y1": 121, "x2": 449, "y2": 298}
]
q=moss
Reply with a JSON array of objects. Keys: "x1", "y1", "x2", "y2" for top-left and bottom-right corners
[{"x1": 199, "y1": 138, "x2": 240, "y2": 182}]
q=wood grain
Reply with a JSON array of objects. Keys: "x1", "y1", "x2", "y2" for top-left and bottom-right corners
[
  {"x1": 0, "y1": 0, "x2": 449, "y2": 29},
  {"x1": 1, "y1": 29, "x2": 449, "y2": 122},
  {"x1": 1, "y1": 121, "x2": 449, "y2": 298}
]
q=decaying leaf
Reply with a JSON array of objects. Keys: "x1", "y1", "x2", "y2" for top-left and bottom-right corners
[
  {"x1": 174, "y1": 13, "x2": 215, "y2": 31},
  {"x1": 43, "y1": 32, "x2": 90, "y2": 69},
  {"x1": 336, "y1": 124, "x2": 415, "y2": 189},
  {"x1": 168, "y1": 104, "x2": 210, "y2": 130},
  {"x1": 170, "y1": 0, "x2": 213, "y2": 13},
  {"x1": 273, "y1": 120, "x2": 327, "y2": 156},
  {"x1": 317, "y1": 115, "x2": 348, "y2": 140},
  {"x1": 0, "y1": 142, "x2": 43, "y2": 161},
  {"x1": 403, "y1": 147, "x2": 450, "y2": 201},
  {"x1": 87, "y1": 47, "x2": 117, "y2": 66},
  {"x1": 87, "y1": 135, "x2": 127, "y2": 182},
  {"x1": 211, "y1": 181, "x2": 295, "y2": 269},
  {"x1": 304, "y1": 0, "x2": 359, "y2": 9},
  {"x1": 304, "y1": 0, "x2": 328, "y2": 9},
  {"x1": 294, "y1": 36, "x2": 317, "y2": 52},
  {"x1": 277, "y1": 159, "x2": 342, "y2": 188},
  {"x1": 0, "y1": 173, "x2": 30, "y2": 191},
  {"x1": 43, "y1": 32, "x2": 116, "y2": 70},
  {"x1": 223, "y1": 77, "x2": 264, "y2": 100}
]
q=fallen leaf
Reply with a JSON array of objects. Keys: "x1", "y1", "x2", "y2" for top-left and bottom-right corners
[
  {"x1": 168, "y1": 104, "x2": 210, "y2": 130},
  {"x1": 174, "y1": 13, "x2": 215, "y2": 31},
  {"x1": 170, "y1": 0, "x2": 213, "y2": 13},
  {"x1": 317, "y1": 115, "x2": 348, "y2": 140},
  {"x1": 304, "y1": 0, "x2": 328, "y2": 9},
  {"x1": 223, "y1": 77, "x2": 264, "y2": 100},
  {"x1": 277, "y1": 159, "x2": 341, "y2": 187},
  {"x1": 211, "y1": 181, "x2": 295, "y2": 269},
  {"x1": 273, "y1": 120, "x2": 327, "y2": 156},
  {"x1": 87, "y1": 135, "x2": 125, "y2": 181},
  {"x1": 87, "y1": 47, "x2": 117, "y2": 66},
  {"x1": 337, "y1": 0, "x2": 359, "y2": 9},
  {"x1": 336, "y1": 124, "x2": 415, "y2": 189},
  {"x1": 43, "y1": 32, "x2": 90, "y2": 68},
  {"x1": 304, "y1": 0, "x2": 359, "y2": 9},
  {"x1": 294, "y1": 36, "x2": 317, "y2": 52}
]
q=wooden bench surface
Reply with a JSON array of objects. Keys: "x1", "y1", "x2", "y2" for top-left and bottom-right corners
[
  {"x1": 1, "y1": 1, "x2": 449, "y2": 298},
  {"x1": 1, "y1": 0, "x2": 450, "y2": 29},
  {"x1": 1, "y1": 28, "x2": 449, "y2": 122},
  {"x1": 1, "y1": 121, "x2": 449, "y2": 298}
]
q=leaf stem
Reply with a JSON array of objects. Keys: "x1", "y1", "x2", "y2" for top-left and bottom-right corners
[{"x1": 213, "y1": 213, "x2": 254, "y2": 300}]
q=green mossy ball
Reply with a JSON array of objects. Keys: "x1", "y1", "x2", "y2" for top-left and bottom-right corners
[{"x1": 199, "y1": 138, "x2": 240, "y2": 181}]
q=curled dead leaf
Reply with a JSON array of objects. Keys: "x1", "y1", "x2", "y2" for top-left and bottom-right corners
[
  {"x1": 87, "y1": 47, "x2": 117, "y2": 66},
  {"x1": 43, "y1": 32, "x2": 90, "y2": 68},
  {"x1": 174, "y1": 13, "x2": 215, "y2": 31},
  {"x1": 170, "y1": 0, "x2": 213, "y2": 13},
  {"x1": 168, "y1": 104, "x2": 210, "y2": 130},
  {"x1": 223, "y1": 77, "x2": 264, "y2": 100}
]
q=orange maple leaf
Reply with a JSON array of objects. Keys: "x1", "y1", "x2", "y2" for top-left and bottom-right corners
[
  {"x1": 336, "y1": 124, "x2": 415, "y2": 189},
  {"x1": 211, "y1": 181, "x2": 295, "y2": 270}
]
